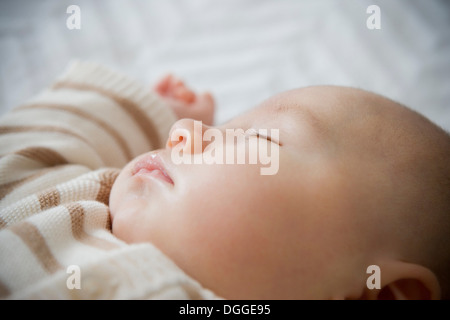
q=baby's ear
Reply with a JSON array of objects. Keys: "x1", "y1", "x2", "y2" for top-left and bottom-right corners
[{"x1": 361, "y1": 260, "x2": 441, "y2": 300}]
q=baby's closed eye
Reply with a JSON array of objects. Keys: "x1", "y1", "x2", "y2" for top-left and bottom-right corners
[{"x1": 246, "y1": 128, "x2": 282, "y2": 146}]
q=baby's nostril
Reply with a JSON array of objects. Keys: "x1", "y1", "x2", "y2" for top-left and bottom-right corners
[{"x1": 167, "y1": 135, "x2": 184, "y2": 148}]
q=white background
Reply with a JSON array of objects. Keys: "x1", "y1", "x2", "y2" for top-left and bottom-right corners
[{"x1": 0, "y1": 0, "x2": 449, "y2": 130}]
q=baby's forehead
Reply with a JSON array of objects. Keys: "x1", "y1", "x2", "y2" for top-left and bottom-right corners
[
  {"x1": 254, "y1": 87, "x2": 347, "y2": 120},
  {"x1": 229, "y1": 86, "x2": 422, "y2": 145},
  {"x1": 259, "y1": 86, "x2": 413, "y2": 127},
  {"x1": 245, "y1": 87, "x2": 351, "y2": 129},
  {"x1": 252, "y1": 87, "x2": 432, "y2": 146}
]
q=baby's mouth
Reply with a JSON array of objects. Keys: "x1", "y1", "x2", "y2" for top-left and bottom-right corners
[{"x1": 132, "y1": 153, "x2": 174, "y2": 185}]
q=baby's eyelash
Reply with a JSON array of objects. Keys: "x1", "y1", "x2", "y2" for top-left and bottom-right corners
[{"x1": 246, "y1": 128, "x2": 282, "y2": 146}]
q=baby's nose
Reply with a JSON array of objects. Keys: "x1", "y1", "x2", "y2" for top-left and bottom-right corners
[{"x1": 166, "y1": 119, "x2": 212, "y2": 154}]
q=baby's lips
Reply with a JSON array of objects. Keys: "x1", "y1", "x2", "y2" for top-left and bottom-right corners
[
  {"x1": 132, "y1": 153, "x2": 174, "y2": 185},
  {"x1": 135, "y1": 167, "x2": 174, "y2": 185}
]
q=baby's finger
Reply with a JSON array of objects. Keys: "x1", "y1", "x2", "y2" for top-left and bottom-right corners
[
  {"x1": 201, "y1": 92, "x2": 214, "y2": 106},
  {"x1": 174, "y1": 86, "x2": 196, "y2": 104},
  {"x1": 154, "y1": 74, "x2": 173, "y2": 95}
]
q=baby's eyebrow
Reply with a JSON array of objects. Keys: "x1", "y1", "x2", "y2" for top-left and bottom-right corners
[
  {"x1": 272, "y1": 103, "x2": 327, "y2": 139},
  {"x1": 272, "y1": 103, "x2": 292, "y2": 115}
]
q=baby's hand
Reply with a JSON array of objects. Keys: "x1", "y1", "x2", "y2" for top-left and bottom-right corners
[{"x1": 154, "y1": 74, "x2": 215, "y2": 126}]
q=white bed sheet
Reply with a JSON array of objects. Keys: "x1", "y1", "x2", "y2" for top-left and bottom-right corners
[{"x1": 0, "y1": 0, "x2": 449, "y2": 131}]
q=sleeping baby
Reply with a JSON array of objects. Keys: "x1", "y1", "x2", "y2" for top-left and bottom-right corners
[{"x1": 0, "y1": 61, "x2": 449, "y2": 300}]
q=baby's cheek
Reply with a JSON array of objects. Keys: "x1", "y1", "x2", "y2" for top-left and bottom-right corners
[
  {"x1": 109, "y1": 197, "x2": 134, "y2": 240},
  {"x1": 109, "y1": 183, "x2": 140, "y2": 242},
  {"x1": 109, "y1": 208, "x2": 132, "y2": 245}
]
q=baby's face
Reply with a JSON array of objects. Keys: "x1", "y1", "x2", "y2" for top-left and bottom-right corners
[{"x1": 110, "y1": 86, "x2": 412, "y2": 299}]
